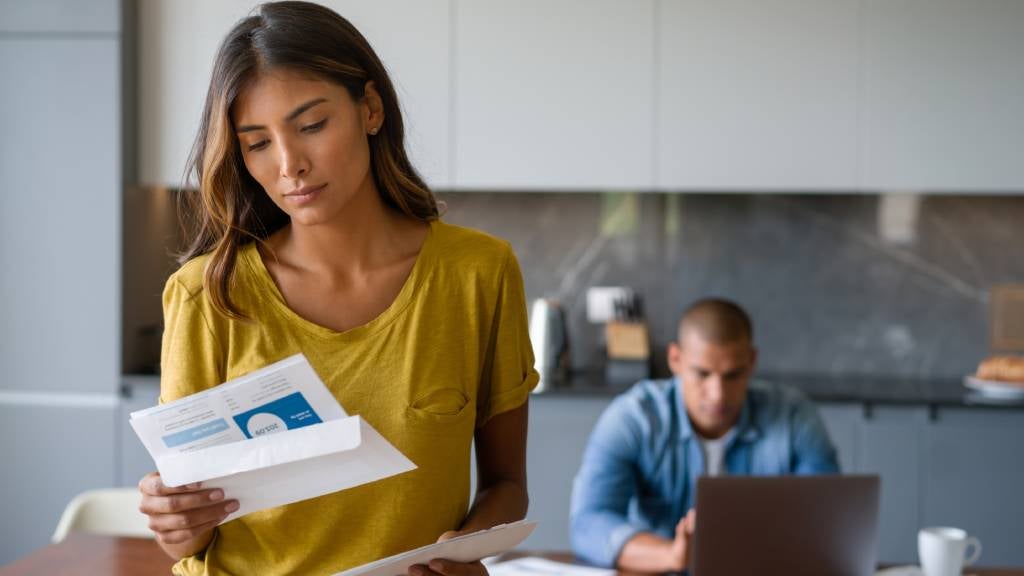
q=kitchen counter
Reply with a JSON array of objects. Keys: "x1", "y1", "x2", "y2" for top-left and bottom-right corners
[
  {"x1": 123, "y1": 371, "x2": 1024, "y2": 410},
  {"x1": 532, "y1": 371, "x2": 1024, "y2": 410}
]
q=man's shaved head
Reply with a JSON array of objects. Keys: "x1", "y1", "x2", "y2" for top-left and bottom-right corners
[
  {"x1": 678, "y1": 298, "x2": 753, "y2": 345},
  {"x1": 670, "y1": 298, "x2": 756, "y2": 438}
]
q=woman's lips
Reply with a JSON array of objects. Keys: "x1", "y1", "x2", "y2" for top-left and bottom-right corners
[{"x1": 283, "y1": 183, "x2": 326, "y2": 205}]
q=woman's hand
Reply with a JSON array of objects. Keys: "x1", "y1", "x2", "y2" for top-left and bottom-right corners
[
  {"x1": 407, "y1": 401, "x2": 531, "y2": 576},
  {"x1": 138, "y1": 471, "x2": 238, "y2": 559},
  {"x1": 406, "y1": 530, "x2": 488, "y2": 576},
  {"x1": 408, "y1": 558, "x2": 487, "y2": 576}
]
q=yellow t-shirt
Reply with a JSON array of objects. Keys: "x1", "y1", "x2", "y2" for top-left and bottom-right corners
[{"x1": 160, "y1": 220, "x2": 539, "y2": 576}]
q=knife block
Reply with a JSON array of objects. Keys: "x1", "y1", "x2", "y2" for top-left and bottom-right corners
[{"x1": 606, "y1": 321, "x2": 650, "y2": 360}]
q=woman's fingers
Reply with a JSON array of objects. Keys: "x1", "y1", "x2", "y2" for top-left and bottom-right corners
[
  {"x1": 147, "y1": 499, "x2": 239, "y2": 534},
  {"x1": 154, "y1": 516, "x2": 224, "y2": 546},
  {"x1": 409, "y1": 559, "x2": 487, "y2": 576},
  {"x1": 435, "y1": 530, "x2": 462, "y2": 542},
  {"x1": 138, "y1": 471, "x2": 231, "y2": 518},
  {"x1": 140, "y1": 488, "x2": 226, "y2": 515},
  {"x1": 137, "y1": 470, "x2": 238, "y2": 545}
]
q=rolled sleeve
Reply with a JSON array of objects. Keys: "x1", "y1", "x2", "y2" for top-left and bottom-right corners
[
  {"x1": 476, "y1": 247, "x2": 539, "y2": 426},
  {"x1": 569, "y1": 396, "x2": 644, "y2": 567}
]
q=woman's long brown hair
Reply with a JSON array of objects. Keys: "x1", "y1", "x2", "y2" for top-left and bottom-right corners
[{"x1": 179, "y1": 1, "x2": 439, "y2": 319}]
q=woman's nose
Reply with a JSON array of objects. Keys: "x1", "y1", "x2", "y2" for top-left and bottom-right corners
[{"x1": 279, "y1": 141, "x2": 310, "y2": 180}]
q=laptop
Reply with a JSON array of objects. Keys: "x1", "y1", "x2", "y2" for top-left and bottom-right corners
[{"x1": 690, "y1": 475, "x2": 880, "y2": 576}]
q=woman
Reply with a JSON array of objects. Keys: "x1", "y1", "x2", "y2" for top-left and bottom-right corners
[{"x1": 137, "y1": 3, "x2": 538, "y2": 575}]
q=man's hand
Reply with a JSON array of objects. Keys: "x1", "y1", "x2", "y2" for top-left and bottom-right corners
[
  {"x1": 668, "y1": 508, "x2": 697, "y2": 571},
  {"x1": 406, "y1": 530, "x2": 488, "y2": 576},
  {"x1": 615, "y1": 508, "x2": 698, "y2": 573}
]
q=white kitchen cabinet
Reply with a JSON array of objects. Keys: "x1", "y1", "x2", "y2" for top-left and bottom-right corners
[
  {"x1": 524, "y1": 396, "x2": 610, "y2": 550},
  {"x1": 0, "y1": 37, "x2": 120, "y2": 393},
  {"x1": 1, "y1": 0, "x2": 123, "y2": 563},
  {"x1": 922, "y1": 408, "x2": 1024, "y2": 566},
  {"x1": 331, "y1": 1, "x2": 451, "y2": 188},
  {"x1": 138, "y1": 0, "x2": 253, "y2": 189},
  {"x1": 453, "y1": 0, "x2": 655, "y2": 190},
  {"x1": 118, "y1": 376, "x2": 161, "y2": 487},
  {"x1": 818, "y1": 403, "x2": 859, "y2": 474},
  {"x1": 861, "y1": 0, "x2": 1024, "y2": 192},
  {"x1": 858, "y1": 406, "x2": 928, "y2": 563},
  {"x1": 138, "y1": 0, "x2": 451, "y2": 188},
  {"x1": 0, "y1": 0, "x2": 118, "y2": 33},
  {"x1": 137, "y1": 0, "x2": 1024, "y2": 193},
  {"x1": 657, "y1": 0, "x2": 860, "y2": 191}
]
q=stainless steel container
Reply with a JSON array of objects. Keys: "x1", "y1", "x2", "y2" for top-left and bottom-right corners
[{"x1": 528, "y1": 298, "x2": 568, "y2": 393}]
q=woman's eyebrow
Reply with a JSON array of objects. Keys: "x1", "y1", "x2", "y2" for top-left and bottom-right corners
[{"x1": 236, "y1": 97, "x2": 328, "y2": 133}]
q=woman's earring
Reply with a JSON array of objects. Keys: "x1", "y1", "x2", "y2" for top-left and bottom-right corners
[{"x1": 369, "y1": 126, "x2": 379, "y2": 136}]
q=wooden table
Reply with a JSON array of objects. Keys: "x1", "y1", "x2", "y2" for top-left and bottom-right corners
[
  {"x1": 2, "y1": 535, "x2": 1022, "y2": 575},
  {"x1": 0, "y1": 534, "x2": 175, "y2": 576}
]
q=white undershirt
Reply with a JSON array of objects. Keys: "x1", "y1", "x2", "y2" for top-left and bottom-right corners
[{"x1": 697, "y1": 429, "x2": 735, "y2": 477}]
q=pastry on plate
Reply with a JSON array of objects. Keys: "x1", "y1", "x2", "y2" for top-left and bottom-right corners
[{"x1": 976, "y1": 355, "x2": 1024, "y2": 384}]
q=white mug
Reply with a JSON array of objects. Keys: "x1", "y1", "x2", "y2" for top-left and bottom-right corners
[{"x1": 918, "y1": 527, "x2": 982, "y2": 576}]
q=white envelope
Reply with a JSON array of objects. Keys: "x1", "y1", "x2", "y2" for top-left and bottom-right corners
[
  {"x1": 335, "y1": 520, "x2": 538, "y2": 576},
  {"x1": 149, "y1": 415, "x2": 416, "y2": 522},
  {"x1": 130, "y1": 354, "x2": 417, "y2": 522}
]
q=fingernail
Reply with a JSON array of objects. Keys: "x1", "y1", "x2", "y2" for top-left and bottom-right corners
[
  {"x1": 209, "y1": 489, "x2": 224, "y2": 502},
  {"x1": 225, "y1": 501, "x2": 239, "y2": 513},
  {"x1": 429, "y1": 560, "x2": 444, "y2": 571}
]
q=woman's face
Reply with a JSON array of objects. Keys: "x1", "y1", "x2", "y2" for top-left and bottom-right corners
[{"x1": 232, "y1": 68, "x2": 383, "y2": 227}]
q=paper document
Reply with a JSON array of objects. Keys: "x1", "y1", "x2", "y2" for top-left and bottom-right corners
[
  {"x1": 874, "y1": 567, "x2": 923, "y2": 576},
  {"x1": 130, "y1": 354, "x2": 416, "y2": 521},
  {"x1": 486, "y1": 557, "x2": 615, "y2": 576},
  {"x1": 335, "y1": 520, "x2": 538, "y2": 576}
]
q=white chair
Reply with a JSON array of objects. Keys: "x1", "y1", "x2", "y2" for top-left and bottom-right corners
[{"x1": 52, "y1": 488, "x2": 153, "y2": 543}]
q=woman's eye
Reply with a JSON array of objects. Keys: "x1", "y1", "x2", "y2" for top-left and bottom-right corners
[
  {"x1": 247, "y1": 140, "x2": 269, "y2": 152},
  {"x1": 301, "y1": 119, "x2": 327, "y2": 133}
]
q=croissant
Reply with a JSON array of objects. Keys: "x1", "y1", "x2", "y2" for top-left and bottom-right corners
[{"x1": 977, "y1": 355, "x2": 1024, "y2": 384}]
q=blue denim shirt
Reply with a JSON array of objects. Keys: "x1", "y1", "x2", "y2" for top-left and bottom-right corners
[{"x1": 569, "y1": 378, "x2": 839, "y2": 568}]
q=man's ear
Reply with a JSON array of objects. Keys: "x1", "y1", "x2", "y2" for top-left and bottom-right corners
[
  {"x1": 667, "y1": 341, "x2": 683, "y2": 376},
  {"x1": 749, "y1": 346, "x2": 759, "y2": 371}
]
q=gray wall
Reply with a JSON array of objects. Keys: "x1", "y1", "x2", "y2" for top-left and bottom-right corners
[{"x1": 440, "y1": 192, "x2": 1024, "y2": 379}]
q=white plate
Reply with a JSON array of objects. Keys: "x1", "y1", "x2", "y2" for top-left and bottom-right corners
[{"x1": 964, "y1": 375, "x2": 1024, "y2": 400}]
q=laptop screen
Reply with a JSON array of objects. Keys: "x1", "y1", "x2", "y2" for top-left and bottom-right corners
[{"x1": 691, "y1": 475, "x2": 880, "y2": 576}]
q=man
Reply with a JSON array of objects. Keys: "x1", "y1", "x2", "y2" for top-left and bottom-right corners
[{"x1": 569, "y1": 298, "x2": 838, "y2": 572}]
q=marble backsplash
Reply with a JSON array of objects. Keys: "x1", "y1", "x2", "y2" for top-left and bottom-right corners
[{"x1": 438, "y1": 192, "x2": 1024, "y2": 380}]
